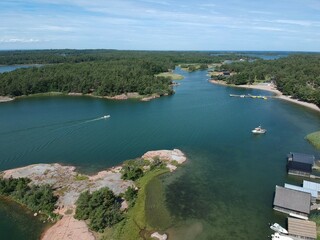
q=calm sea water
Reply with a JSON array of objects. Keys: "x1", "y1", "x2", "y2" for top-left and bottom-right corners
[
  {"x1": 0, "y1": 67, "x2": 320, "y2": 239},
  {"x1": 0, "y1": 65, "x2": 37, "y2": 73}
]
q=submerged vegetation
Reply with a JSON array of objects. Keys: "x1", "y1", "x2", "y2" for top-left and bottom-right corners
[{"x1": 306, "y1": 131, "x2": 320, "y2": 150}]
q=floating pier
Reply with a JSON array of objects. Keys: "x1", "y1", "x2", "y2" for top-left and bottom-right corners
[{"x1": 229, "y1": 94, "x2": 268, "y2": 99}]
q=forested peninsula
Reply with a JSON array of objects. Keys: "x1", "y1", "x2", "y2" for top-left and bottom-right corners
[
  {"x1": 1, "y1": 50, "x2": 320, "y2": 105},
  {"x1": 0, "y1": 50, "x2": 249, "y2": 99},
  {"x1": 215, "y1": 54, "x2": 320, "y2": 106}
]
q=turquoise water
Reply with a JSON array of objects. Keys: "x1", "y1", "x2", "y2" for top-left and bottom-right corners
[{"x1": 0, "y1": 67, "x2": 319, "y2": 239}]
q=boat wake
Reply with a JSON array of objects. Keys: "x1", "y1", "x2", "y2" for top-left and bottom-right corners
[
  {"x1": 82, "y1": 115, "x2": 110, "y2": 124},
  {"x1": 1, "y1": 115, "x2": 111, "y2": 162}
]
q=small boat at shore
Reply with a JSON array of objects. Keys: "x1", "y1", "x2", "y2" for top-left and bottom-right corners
[
  {"x1": 103, "y1": 115, "x2": 110, "y2": 119},
  {"x1": 252, "y1": 126, "x2": 266, "y2": 134},
  {"x1": 271, "y1": 233, "x2": 293, "y2": 240},
  {"x1": 270, "y1": 223, "x2": 288, "y2": 234}
]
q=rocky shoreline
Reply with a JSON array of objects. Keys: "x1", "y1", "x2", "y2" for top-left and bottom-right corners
[
  {"x1": 0, "y1": 96, "x2": 14, "y2": 102},
  {"x1": 1, "y1": 149, "x2": 186, "y2": 240},
  {"x1": 0, "y1": 91, "x2": 167, "y2": 103}
]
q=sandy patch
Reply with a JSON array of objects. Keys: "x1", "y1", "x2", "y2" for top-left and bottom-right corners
[
  {"x1": 0, "y1": 96, "x2": 14, "y2": 103},
  {"x1": 41, "y1": 216, "x2": 95, "y2": 240},
  {"x1": 209, "y1": 80, "x2": 320, "y2": 113}
]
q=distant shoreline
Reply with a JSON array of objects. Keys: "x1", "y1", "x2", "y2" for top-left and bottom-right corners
[
  {"x1": 209, "y1": 80, "x2": 320, "y2": 113},
  {"x1": 0, "y1": 91, "x2": 169, "y2": 103}
]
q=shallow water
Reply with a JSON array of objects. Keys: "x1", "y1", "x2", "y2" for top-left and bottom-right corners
[{"x1": 0, "y1": 67, "x2": 319, "y2": 239}]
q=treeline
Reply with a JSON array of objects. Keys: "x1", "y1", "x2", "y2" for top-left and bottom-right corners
[
  {"x1": 0, "y1": 50, "x2": 257, "y2": 98},
  {"x1": 219, "y1": 55, "x2": 320, "y2": 106},
  {"x1": 0, "y1": 49, "x2": 252, "y2": 65},
  {"x1": 0, "y1": 177, "x2": 57, "y2": 216},
  {"x1": 0, "y1": 59, "x2": 174, "y2": 97}
]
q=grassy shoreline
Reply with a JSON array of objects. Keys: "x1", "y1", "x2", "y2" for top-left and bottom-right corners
[
  {"x1": 103, "y1": 168, "x2": 170, "y2": 240},
  {"x1": 306, "y1": 131, "x2": 320, "y2": 149}
]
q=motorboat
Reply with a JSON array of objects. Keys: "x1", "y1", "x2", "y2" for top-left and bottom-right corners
[
  {"x1": 271, "y1": 233, "x2": 293, "y2": 240},
  {"x1": 103, "y1": 115, "x2": 110, "y2": 119},
  {"x1": 252, "y1": 126, "x2": 266, "y2": 134},
  {"x1": 270, "y1": 223, "x2": 288, "y2": 234}
]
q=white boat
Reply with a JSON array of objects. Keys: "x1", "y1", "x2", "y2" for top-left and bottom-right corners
[
  {"x1": 271, "y1": 233, "x2": 293, "y2": 240},
  {"x1": 270, "y1": 223, "x2": 288, "y2": 234},
  {"x1": 103, "y1": 115, "x2": 110, "y2": 119},
  {"x1": 252, "y1": 126, "x2": 266, "y2": 134}
]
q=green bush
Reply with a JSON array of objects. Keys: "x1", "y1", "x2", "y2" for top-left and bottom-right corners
[
  {"x1": 123, "y1": 187, "x2": 138, "y2": 207},
  {"x1": 75, "y1": 187, "x2": 123, "y2": 232},
  {"x1": 121, "y1": 161, "x2": 144, "y2": 181},
  {"x1": 0, "y1": 177, "x2": 57, "y2": 216}
]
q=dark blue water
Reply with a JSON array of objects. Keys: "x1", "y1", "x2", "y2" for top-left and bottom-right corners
[{"x1": 0, "y1": 67, "x2": 319, "y2": 239}]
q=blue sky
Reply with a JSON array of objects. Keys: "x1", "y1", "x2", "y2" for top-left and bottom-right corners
[{"x1": 1, "y1": 0, "x2": 320, "y2": 51}]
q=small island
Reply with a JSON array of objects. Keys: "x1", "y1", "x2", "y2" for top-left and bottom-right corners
[{"x1": 0, "y1": 149, "x2": 186, "y2": 240}]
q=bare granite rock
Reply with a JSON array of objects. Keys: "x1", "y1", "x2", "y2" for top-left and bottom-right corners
[
  {"x1": 142, "y1": 149, "x2": 186, "y2": 171},
  {"x1": 1, "y1": 149, "x2": 186, "y2": 240},
  {"x1": 2, "y1": 163, "x2": 134, "y2": 212},
  {"x1": 151, "y1": 232, "x2": 168, "y2": 240}
]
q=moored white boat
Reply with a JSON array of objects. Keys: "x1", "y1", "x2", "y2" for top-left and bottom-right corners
[
  {"x1": 271, "y1": 232, "x2": 293, "y2": 240},
  {"x1": 270, "y1": 223, "x2": 288, "y2": 234}
]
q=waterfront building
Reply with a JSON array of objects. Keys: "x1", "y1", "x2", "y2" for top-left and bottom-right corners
[
  {"x1": 273, "y1": 186, "x2": 311, "y2": 217},
  {"x1": 287, "y1": 217, "x2": 316, "y2": 240},
  {"x1": 287, "y1": 152, "x2": 315, "y2": 177}
]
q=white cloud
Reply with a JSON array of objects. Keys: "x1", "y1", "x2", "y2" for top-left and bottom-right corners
[
  {"x1": 31, "y1": 25, "x2": 76, "y2": 32},
  {"x1": 0, "y1": 38, "x2": 41, "y2": 43}
]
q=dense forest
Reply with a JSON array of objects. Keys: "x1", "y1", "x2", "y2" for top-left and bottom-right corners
[
  {"x1": 0, "y1": 59, "x2": 174, "y2": 97},
  {"x1": 216, "y1": 54, "x2": 320, "y2": 106},
  {"x1": 0, "y1": 50, "x2": 251, "y2": 98},
  {"x1": 0, "y1": 49, "x2": 251, "y2": 65},
  {"x1": 1, "y1": 50, "x2": 319, "y2": 103}
]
